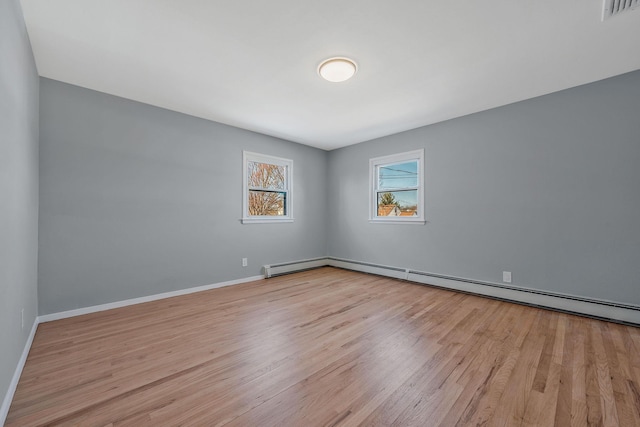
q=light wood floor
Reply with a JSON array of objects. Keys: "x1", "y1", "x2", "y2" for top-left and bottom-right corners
[{"x1": 7, "y1": 267, "x2": 640, "y2": 426}]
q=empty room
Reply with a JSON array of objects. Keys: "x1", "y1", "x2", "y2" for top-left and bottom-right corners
[{"x1": 2, "y1": 0, "x2": 640, "y2": 425}]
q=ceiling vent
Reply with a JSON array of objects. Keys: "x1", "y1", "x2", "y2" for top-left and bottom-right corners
[{"x1": 602, "y1": 0, "x2": 639, "y2": 21}]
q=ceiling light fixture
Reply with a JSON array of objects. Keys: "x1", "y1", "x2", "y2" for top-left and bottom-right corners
[{"x1": 318, "y1": 57, "x2": 357, "y2": 83}]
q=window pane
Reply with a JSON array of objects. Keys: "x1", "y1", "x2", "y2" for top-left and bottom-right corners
[
  {"x1": 248, "y1": 161, "x2": 286, "y2": 190},
  {"x1": 378, "y1": 161, "x2": 418, "y2": 190},
  {"x1": 248, "y1": 190, "x2": 286, "y2": 216},
  {"x1": 377, "y1": 190, "x2": 418, "y2": 217}
]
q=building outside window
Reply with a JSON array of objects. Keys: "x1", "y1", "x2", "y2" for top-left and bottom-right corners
[{"x1": 369, "y1": 149, "x2": 425, "y2": 224}]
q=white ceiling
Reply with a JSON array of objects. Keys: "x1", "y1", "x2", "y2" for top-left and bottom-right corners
[{"x1": 20, "y1": 0, "x2": 640, "y2": 150}]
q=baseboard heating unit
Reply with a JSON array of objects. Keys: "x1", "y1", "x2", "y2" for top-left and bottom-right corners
[
  {"x1": 263, "y1": 257, "x2": 330, "y2": 278},
  {"x1": 263, "y1": 257, "x2": 640, "y2": 326}
]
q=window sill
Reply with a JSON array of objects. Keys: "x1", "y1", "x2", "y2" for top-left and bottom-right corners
[
  {"x1": 241, "y1": 218, "x2": 294, "y2": 224},
  {"x1": 368, "y1": 219, "x2": 426, "y2": 225}
]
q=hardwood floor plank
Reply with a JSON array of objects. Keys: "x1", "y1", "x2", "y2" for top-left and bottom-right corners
[
  {"x1": 531, "y1": 311, "x2": 558, "y2": 393},
  {"x1": 590, "y1": 323, "x2": 621, "y2": 427},
  {"x1": 601, "y1": 323, "x2": 640, "y2": 426},
  {"x1": 522, "y1": 313, "x2": 565, "y2": 427},
  {"x1": 6, "y1": 267, "x2": 640, "y2": 426},
  {"x1": 571, "y1": 317, "x2": 589, "y2": 427},
  {"x1": 554, "y1": 316, "x2": 575, "y2": 426}
]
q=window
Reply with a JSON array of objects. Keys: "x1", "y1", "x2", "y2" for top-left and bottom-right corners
[
  {"x1": 242, "y1": 151, "x2": 293, "y2": 223},
  {"x1": 369, "y1": 149, "x2": 425, "y2": 224}
]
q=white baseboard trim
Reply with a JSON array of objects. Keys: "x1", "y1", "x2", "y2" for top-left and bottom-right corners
[
  {"x1": 39, "y1": 275, "x2": 264, "y2": 323},
  {"x1": 323, "y1": 257, "x2": 640, "y2": 326},
  {"x1": 1, "y1": 318, "x2": 39, "y2": 426}
]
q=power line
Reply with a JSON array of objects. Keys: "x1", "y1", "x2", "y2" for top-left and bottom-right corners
[{"x1": 379, "y1": 166, "x2": 417, "y2": 175}]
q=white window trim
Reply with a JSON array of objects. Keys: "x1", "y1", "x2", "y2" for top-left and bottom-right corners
[
  {"x1": 369, "y1": 149, "x2": 425, "y2": 224},
  {"x1": 242, "y1": 151, "x2": 294, "y2": 224}
]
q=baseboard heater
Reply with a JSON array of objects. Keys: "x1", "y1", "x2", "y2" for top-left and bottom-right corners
[
  {"x1": 263, "y1": 257, "x2": 640, "y2": 326},
  {"x1": 263, "y1": 257, "x2": 330, "y2": 278}
]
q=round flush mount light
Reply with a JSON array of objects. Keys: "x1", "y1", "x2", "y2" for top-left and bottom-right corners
[{"x1": 318, "y1": 57, "x2": 358, "y2": 83}]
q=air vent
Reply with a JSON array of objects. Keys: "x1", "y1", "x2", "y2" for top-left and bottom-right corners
[{"x1": 602, "y1": 0, "x2": 639, "y2": 21}]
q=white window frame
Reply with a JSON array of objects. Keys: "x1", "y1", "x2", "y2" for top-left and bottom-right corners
[
  {"x1": 369, "y1": 149, "x2": 425, "y2": 224},
  {"x1": 242, "y1": 151, "x2": 293, "y2": 224}
]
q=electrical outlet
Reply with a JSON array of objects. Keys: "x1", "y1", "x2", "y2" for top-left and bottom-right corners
[
  {"x1": 242, "y1": 258, "x2": 248, "y2": 267},
  {"x1": 21, "y1": 308, "x2": 24, "y2": 330},
  {"x1": 502, "y1": 271, "x2": 512, "y2": 283}
]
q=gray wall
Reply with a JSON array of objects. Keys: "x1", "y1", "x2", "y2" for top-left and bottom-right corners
[
  {"x1": 328, "y1": 70, "x2": 640, "y2": 305},
  {"x1": 38, "y1": 79, "x2": 328, "y2": 314},
  {"x1": 34, "y1": 68, "x2": 640, "y2": 314},
  {"x1": 0, "y1": 0, "x2": 39, "y2": 409}
]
